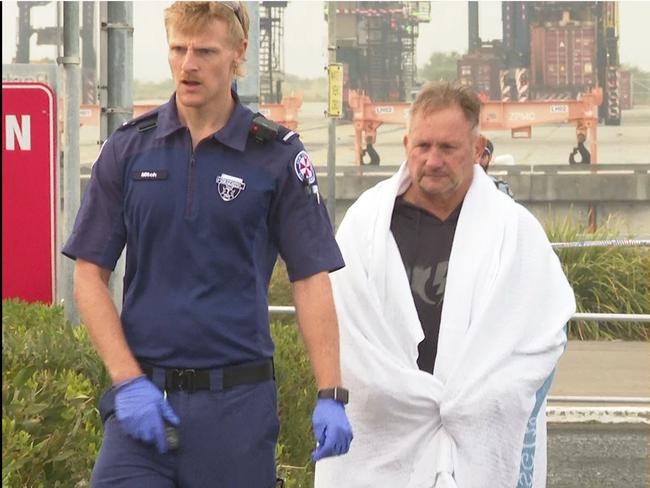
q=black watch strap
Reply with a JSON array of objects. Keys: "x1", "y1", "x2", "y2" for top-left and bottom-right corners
[{"x1": 317, "y1": 387, "x2": 349, "y2": 405}]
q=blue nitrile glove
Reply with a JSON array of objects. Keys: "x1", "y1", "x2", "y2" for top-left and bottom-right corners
[
  {"x1": 311, "y1": 399, "x2": 353, "y2": 462},
  {"x1": 114, "y1": 376, "x2": 180, "y2": 454}
]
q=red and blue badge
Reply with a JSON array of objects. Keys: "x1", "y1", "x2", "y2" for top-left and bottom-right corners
[{"x1": 294, "y1": 151, "x2": 316, "y2": 185}]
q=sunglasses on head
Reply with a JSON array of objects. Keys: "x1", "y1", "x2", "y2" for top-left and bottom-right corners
[{"x1": 221, "y1": 1, "x2": 244, "y2": 32}]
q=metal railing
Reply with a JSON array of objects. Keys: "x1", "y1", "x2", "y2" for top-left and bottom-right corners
[
  {"x1": 269, "y1": 237, "x2": 650, "y2": 323},
  {"x1": 317, "y1": 163, "x2": 650, "y2": 176},
  {"x1": 551, "y1": 239, "x2": 650, "y2": 249},
  {"x1": 270, "y1": 236, "x2": 649, "y2": 410},
  {"x1": 547, "y1": 395, "x2": 650, "y2": 405},
  {"x1": 269, "y1": 306, "x2": 650, "y2": 323}
]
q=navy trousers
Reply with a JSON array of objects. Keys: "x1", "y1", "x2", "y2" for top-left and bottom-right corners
[{"x1": 91, "y1": 379, "x2": 279, "y2": 488}]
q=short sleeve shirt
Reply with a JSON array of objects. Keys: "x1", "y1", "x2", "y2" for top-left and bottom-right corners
[
  {"x1": 390, "y1": 197, "x2": 461, "y2": 374},
  {"x1": 63, "y1": 93, "x2": 344, "y2": 368}
]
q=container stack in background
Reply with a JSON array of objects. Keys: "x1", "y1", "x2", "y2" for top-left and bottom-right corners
[
  {"x1": 529, "y1": 20, "x2": 597, "y2": 100},
  {"x1": 456, "y1": 2, "x2": 626, "y2": 125}
]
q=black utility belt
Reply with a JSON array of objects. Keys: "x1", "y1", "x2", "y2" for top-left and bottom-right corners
[{"x1": 141, "y1": 358, "x2": 274, "y2": 393}]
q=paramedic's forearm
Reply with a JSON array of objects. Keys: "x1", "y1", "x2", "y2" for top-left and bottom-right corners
[
  {"x1": 74, "y1": 259, "x2": 143, "y2": 384},
  {"x1": 293, "y1": 272, "x2": 342, "y2": 389}
]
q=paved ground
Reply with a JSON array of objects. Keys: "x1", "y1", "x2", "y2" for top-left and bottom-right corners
[
  {"x1": 548, "y1": 423, "x2": 648, "y2": 487},
  {"x1": 551, "y1": 340, "x2": 649, "y2": 400}
]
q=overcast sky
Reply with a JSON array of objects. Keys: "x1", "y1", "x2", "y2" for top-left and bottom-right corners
[{"x1": 3, "y1": 1, "x2": 649, "y2": 81}]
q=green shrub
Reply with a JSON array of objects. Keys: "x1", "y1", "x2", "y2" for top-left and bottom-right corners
[
  {"x1": 272, "y1": 321, "x2": 316, "y2": 488},
  {"x1": 2, "y1": 300, "x2": 108, "y2": 487},
  {"x1": 2, "y1": 297, "x2": 317, "y2": 488},
  {"x1": 269, "y1": 260, "x2": 295, "y2": 326},
  {"x1": 270, "y1": 262, "x2": 316, "y2": 487},
  {"x1": 543, "y1": 215, "x2": 649, "y2": 340}
]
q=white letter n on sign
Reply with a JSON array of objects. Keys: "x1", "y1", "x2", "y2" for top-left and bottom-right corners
[{"x1": 5, "y1": 115, "x2": 32, "y2": 150}]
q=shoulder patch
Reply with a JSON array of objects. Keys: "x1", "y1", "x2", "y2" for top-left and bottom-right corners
[
  {"x1": 281, "y1": 130, "x2": 298, "y2": 143},
  {"x1": 293, "y1": 151, "x2": 316, "y2": 184},
  {"x1": 277, "y1": 126, "x2": 300, "y2": 144},
  {"x1": 118, "y1": 107, "x2": 160, "y2": 132}
]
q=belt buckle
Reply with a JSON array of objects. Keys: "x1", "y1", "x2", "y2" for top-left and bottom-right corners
[{"x1": 173, "y1": 368, "x2": 196, "y2": 392}]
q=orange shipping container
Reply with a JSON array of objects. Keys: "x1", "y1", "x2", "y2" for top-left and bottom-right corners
[{"x1": 530, "y1": 23, "x2": 597, "y2": 89}]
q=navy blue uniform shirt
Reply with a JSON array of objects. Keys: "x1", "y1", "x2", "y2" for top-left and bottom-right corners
[{"x1": 63, "y1": 92, "x2": 344, "y2": 368}]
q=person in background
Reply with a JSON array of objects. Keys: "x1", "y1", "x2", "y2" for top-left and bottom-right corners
[
  {"x1": 478, "y1": 137, "x2": 494, "y2": 171},
  {"x1": 569, "y1": 132, "x2": 591, "y2": 165},
  {"x1": 479, "y1": 136, "x2": 514, "y2": 198},
  {"x1": 63, "y1": 2, "x2": 352, "y2": 486},
  {"x1": 315, "y1": 81, "x2": 574, "y2": 488}
]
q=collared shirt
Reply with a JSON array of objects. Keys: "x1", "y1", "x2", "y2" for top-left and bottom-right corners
[
  {"x1": 390, "y1": 197, "x2": 462, "y2": 374},
  {"x1": 63, "y1": 92, "x2": 343, "y2": 368}
]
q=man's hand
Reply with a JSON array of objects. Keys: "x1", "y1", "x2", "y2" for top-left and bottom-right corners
[
  {"x1": 114, "y1": 376, "x2": 180, "y2": 454},
  {"x1": 311, "y1": 399, "x2": 353, "y2": 462}
]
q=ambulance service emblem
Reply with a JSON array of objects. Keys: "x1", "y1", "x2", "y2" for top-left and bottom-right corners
[
  {"x1": 293, "y1": 151, "x2": 316, "y2": 185},
  {"x1": 216, "y1": 173, "x2": 246, "y2": 202}
]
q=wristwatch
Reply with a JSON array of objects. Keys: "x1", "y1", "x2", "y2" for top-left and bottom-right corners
[{"x1": 317, "y1": 387, "x2": 349, "y2": 405}]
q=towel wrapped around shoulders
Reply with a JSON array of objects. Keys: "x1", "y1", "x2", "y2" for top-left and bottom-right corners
[{"x1": 315, "y1": 163, "x2": 575, "y2": 488}]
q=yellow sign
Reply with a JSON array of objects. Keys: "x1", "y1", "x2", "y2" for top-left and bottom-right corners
[{"x1": 328, "y1": 63, "x2": 344, "y2": 118}]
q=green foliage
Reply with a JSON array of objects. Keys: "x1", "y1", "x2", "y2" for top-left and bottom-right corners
[
  {"x1": 417, "y1": 51, "x2": 462, "y2": 84},
  {"x1": 270, "y1": 261, "x2": 316, "y2": 486},
  {"x1": 2, "y1": 300, "x2": 109, "y2": 487},
  {"x1": 543, "y1": 215, "x2": 649, "y2": 340},
  {"x1": 269, "y1": 260, "x2": 295, "y2": 326},
  {"x1": 272, "y1": 321, "x2": 316, "y2": 488},
  {"x1": 2, "y1": 293, "x2": 317, "y2": 487}
]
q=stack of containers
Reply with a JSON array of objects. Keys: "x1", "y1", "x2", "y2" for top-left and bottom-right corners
[
  {"x1": 457, "y1": 48, "x2": 503, "y2": 101},
  {"x1": 530, "y1": 21, "x2": 597, "y2": 100}
]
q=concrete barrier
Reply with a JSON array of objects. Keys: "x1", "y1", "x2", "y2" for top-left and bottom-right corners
[{"x1": 80, "y1": 163, "x2": 650, "y2": 233}]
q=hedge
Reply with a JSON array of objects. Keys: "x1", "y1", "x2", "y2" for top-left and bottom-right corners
[
  {"x1": 543, "y1": 215, "x2": 649, "y2": 340},
  {"x1": 2, "y1": 297, "x2": 316, "y2": 488}
]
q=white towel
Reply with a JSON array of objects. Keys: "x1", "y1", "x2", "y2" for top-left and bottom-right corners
[{"x1": 315, "y1": 164, "x2": 575, "y2": 488}]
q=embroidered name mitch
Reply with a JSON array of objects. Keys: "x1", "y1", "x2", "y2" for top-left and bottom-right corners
[{"x1": 131, "y1": 170, "x2": 168, "y2": 181}]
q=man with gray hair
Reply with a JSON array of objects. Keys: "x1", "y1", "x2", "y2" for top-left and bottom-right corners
[{"x1": 315, "y1": 81, "x2": 574, "y2": 487}]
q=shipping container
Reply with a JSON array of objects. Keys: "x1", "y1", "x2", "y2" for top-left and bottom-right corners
[
  {"x1": 457, "y1": 52, "x2": 503, "y2": 100},
  {"x1": 530, "y1": 23, "x2": 597, "y2": 91},
  {"x1": 618, "y1": 70, "x2": 633, "y2": 110}
]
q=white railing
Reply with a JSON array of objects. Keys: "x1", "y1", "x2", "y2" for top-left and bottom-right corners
[{"x1": 269, "y1": 306, "x2": 650, "y2": 323}]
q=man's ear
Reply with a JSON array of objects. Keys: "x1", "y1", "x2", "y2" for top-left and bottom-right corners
[
  {"x1": 403, "y1": 134, "x2": 409, "y2": 151},
  {"x1": 235, "y1": 39, "x2": 248, "y2": 63}
]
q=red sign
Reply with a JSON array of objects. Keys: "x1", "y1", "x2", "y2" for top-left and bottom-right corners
[{"x1": 2, "y1": 82, "x2": 57, "y2": 303}]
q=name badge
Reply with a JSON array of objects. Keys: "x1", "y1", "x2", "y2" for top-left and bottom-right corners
[{"x1": 131, "y1": 170, "x2": 168, "y2": 181}]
